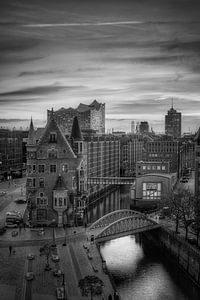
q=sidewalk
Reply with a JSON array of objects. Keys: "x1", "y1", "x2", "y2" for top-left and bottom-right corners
[{"x1": 0, "y1": 226, "x2": 88, "y2": 247}]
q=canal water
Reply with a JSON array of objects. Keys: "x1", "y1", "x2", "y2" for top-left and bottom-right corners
[{"x1": 100, "y1": 235, "x2": 200, "y2": 300}]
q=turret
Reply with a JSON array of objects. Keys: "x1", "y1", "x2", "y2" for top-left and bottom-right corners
[
  {"x1": 70, "y1": 116, "x2": 84, "y2": 155},
  {"x1": 27, "y1": 117, "x2": 36, "y2": 146}
]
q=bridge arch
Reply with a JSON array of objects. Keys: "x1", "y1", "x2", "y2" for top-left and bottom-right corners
[
  {"x1": 88, "y1": 209, "x2": 144, "y2": 230},
  {"x1": 95, "y1": 215, "x2": 160, "y2": 242}
]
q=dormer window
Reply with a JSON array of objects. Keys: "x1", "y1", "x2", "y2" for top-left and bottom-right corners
[
  {"x1": 48, "y1": 148, "x2": 58, "y2": 159},
  {"x1": 49, "y1": 132, "x2": 57, "y2": 143}
]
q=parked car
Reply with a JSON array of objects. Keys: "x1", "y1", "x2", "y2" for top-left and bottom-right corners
[
  {"x1": 15, "y1": 199, "x2": 26, "y2": 204},
  {"x1": 26, "y1": 272, "x2": 34, "y2": 281},
  {"x1": 56, "y1": 287, "x2": 65, "y2": 300},
  {"x1": 0, "y1": 190, "x2": 6, "y2": 196},
  {"x1": 27, "y1": 253, "x2": 35, "y2": 260},
  {"x1": 52, "y1": 254, "x2": 60, "y2": 262},
  {"x1": 180, "y1": 178, "x2": 188, "y2": 183}
]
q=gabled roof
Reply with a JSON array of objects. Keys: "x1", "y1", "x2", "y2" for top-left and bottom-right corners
[
  {"x1": 70, "y1": 116, "x2": 83, "y2": 141},
  {"x1": 27, "y1": 118, "x2": 36, "y2": 146},
  {"x1": 38, "y1": 114, "x2": 76, "y2": 158},
  {"x1": 53, "y1": 174, "x2": 67, "y2": 190}
]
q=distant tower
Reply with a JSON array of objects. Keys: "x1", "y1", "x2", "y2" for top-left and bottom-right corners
[
  {"x1": 139, "y1": 121, "x2": 149, "y2": 134},
  {"x1": 165, "y1": 100, "x2": 181, "y2": 138},
  {"x1": 131, "y1": 121, "x2": 135, "y2": 133}
]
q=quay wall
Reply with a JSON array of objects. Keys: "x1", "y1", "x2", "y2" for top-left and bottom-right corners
[{"x1": 144, "y1": 227, "x2": 200, "y2": 287}]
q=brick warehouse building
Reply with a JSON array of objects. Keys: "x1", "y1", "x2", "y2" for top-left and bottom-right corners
[
  {"x1": 26, "y1": 114, "x2": 87, "y2": 227},
  {"x1": 26, "y1": 112, "x2": 120, "y2": 227}
]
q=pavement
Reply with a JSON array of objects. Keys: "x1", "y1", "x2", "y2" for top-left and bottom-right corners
[{"x1": 0, "y1": 225, "x2": 116, "y2": 300}]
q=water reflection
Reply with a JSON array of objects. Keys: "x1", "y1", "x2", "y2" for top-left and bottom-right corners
[{"x1": 100, "y1": 235, "x2": 200, "y2": 300}]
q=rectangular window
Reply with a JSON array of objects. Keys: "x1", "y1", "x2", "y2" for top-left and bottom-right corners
[
  {"x1": 49, "y1": 132, "x2": 57, "y2": 143},
  {"x1": 38, "y1": 164, "x2": 45, "y2": 173},
  {"x1": 50, "y1": 164, "x2": 57, "y2": 173},
  {"x1": 39, "y1": 178, "x2": 45, "y2": 188},
  {"x1": 26, "y1": 178, "x2": 36, "y2": 187},
  {"x1": 33, "y1": 165, "x2": 36, "y2": 172},
  {"x1": 59, "y1": 198, "x2": 62, "y2": 206},
  {"x1": 54, "y1": 197, "x2": 57, "y2": 206},
  {"x1": 37, "y1": 209, "x2": 47, "y2": 220},
  {"x1": 157, "y1": 166, "x2": 161, "y2": 170},
  {"x1": 162, "y1": 166, "x2": 166, "y2": 170}
]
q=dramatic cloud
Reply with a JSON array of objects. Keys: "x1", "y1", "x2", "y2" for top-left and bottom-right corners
[
  {"x1": 0, "y1": 0, "x2": 200, "y2": 132},
  {"x1": 0, "y1": 84, "x2": 85, "y2": 97}
]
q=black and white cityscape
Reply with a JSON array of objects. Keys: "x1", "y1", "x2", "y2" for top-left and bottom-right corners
[{"x1": 0, "y1": 1, "x2": 200, "y2": 300}]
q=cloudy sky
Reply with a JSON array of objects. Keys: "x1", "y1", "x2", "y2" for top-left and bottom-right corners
[{"x1": 1, "y1": 0, "x2": 200, "y2": 133}]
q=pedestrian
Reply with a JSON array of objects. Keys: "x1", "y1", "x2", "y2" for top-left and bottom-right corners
[{"x1": 9, "y1": 245, "x2": 12, "y2": 255}]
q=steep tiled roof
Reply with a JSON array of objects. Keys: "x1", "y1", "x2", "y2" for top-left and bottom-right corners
[
  {"x1": 53, "y1": 174, "x2": 67, "y2": 190},
  {"x1": 27, "y1": 118, "x2": 36, "y2": 145},
  {"x1": 38, "y1": 114, "x2": 76, "y2": 158},
  {"x1": 70, "y1": 116, "x2": 83, "y2": 141}
]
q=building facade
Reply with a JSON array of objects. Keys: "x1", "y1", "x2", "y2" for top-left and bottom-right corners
[
  {"x1": 132, "y1": 173, "x2": 177, "y2": 208},
  {"x1": 26, "y1": 115, "x2": 87, "y2": 227},
  {"x1": 139, "y1": 121, "x2": 149, "y2": 134},
  {"x1": 194, "y1": 128, "x2": 200, "y2": 196},
  {"x1": 165, "y1": 106, "x2": 181, "y2": 138},
  {"x1": 26, "y1": 113, "x2": 121, "y2": 226},
  {"x1": 120, "y1": 134, "x2": 144, "y2": 176},
  {"x1": 0, "y1": 129, "x2": 25, "y2": 180},
  {"x1": 144, "y1": 140, "x2": 180, "y2": 173},
  {"x1": 47, "y1": 100, "x2": 105, "y2": 135}
]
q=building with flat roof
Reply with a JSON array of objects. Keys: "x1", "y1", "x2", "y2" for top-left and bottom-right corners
[
  {"x1": 132, "y1": 173, "x2": 177, "y2": 208},
  {"x1": 165, "y1": 105, "x2": 181, "y2": 138}
]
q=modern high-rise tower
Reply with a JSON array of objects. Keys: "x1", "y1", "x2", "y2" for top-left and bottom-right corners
[{"x1": 165, "y1": 104, "x2": 181, "y2": 138}]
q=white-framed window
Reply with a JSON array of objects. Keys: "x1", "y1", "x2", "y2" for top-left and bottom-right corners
[
  {"x1": 162, "y1": 166, "x2": 166, "y2": 170},
  {"x1": 48, "y1": 148, "x2": 58, "y2": 159},
  {"x1": 62, "y1": 164, "x2": 68, "y2": 173},
  {"x1": 142, "y1": 182, "x2": 161, "y2": 200},
  {"x1": 26, "y1": 178, "x2": 36, "y2": 187},
  {"x1": 36, "y1": 196, "x2": 48, "y2": 206}
]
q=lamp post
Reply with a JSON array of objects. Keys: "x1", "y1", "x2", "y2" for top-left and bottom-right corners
[{"x1": 52, "y1": 218, "x2": 56, "y2": 247}]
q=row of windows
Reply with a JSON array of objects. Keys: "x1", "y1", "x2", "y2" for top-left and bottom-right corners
[
  {"x1": 27, "y1": 178, "x2": 45, "y2": 188},
  {"x1": 139, "y1": 165, "x2": 166, "y2": 171},
  {"x1": 27, "y1": 164, "x2": 68, "y2": 174},
  {"x1": 54, "y1": 197, "x2": 67, "y2": 207}
]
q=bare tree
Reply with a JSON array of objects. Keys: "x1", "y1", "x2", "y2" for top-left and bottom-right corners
[
  {"x1": 179, "y1": 188, "x2": 194, "y2": 240},
  {"x1": 194, "y1": 195, "x2": 200, "y2": 245},
  {"x1": 78, "y1": 275, "x2": 104, "y2": 300}
]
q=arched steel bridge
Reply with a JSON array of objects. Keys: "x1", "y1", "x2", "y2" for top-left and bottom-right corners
[{"x1": 87, "y1": 209, "x2": 161, "y2": 243}]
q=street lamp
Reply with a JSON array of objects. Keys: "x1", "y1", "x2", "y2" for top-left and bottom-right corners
[{"x1": 52, "y1": 218, "x2": 56, "y2": 247}]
